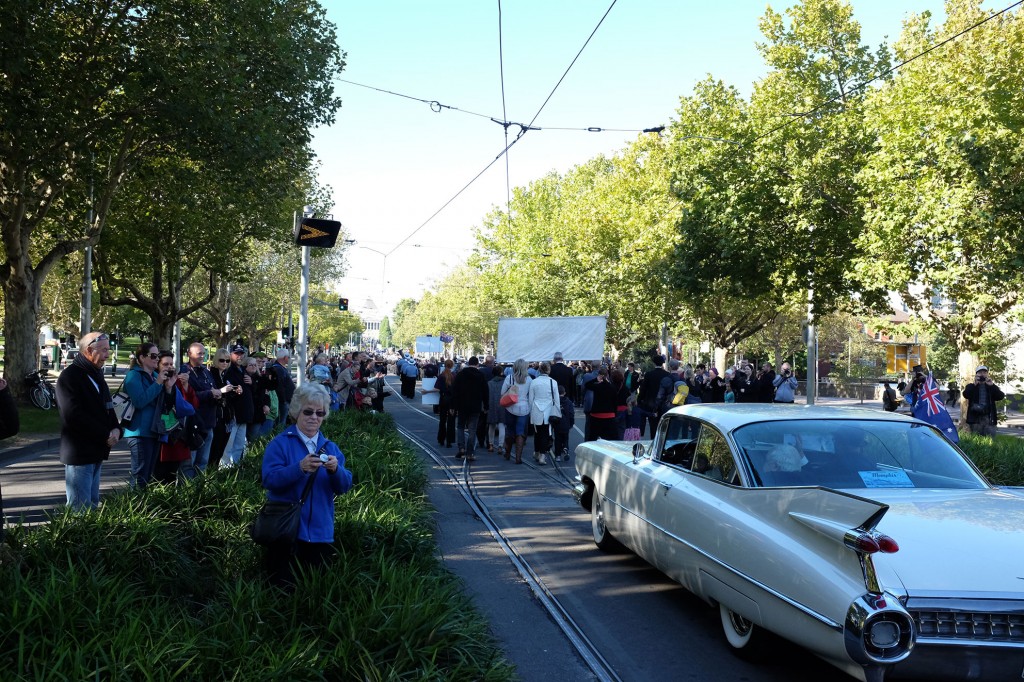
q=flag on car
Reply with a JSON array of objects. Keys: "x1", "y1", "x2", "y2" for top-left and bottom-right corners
[{"x1": 912, "y1": 373, "x2": 959, "y2": 444}]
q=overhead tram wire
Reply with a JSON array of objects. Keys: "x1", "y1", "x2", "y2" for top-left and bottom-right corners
[
  {"x1": 739, "y1": 0, "x2": 1024, "y2": 150},
  {"x1": 385, "y1": 0, "x2": 621, "y2": 258},
  {"x1": 337, "y1": 77, "x2": 651, "y2": 134},
  {"x1": 521, "y1": 0, "x2": 618, "y2": 132},
  {"x1": 497, "y1": 0, "x2": 513, "y2": 248}
]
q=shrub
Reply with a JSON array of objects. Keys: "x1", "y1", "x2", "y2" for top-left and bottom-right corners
[
  {"x1": 0, "y1": 410, "x2": 513, "y2": 681},
  {"x1": 959, "y1": 432, "x2": 1024, "y2": 486}
]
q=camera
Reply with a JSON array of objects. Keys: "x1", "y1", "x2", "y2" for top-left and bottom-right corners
[
  {"x1": 319, "y1": 453, "x2": 330, "y2": 463},
  {"x1": 782, "y1": 369, "x2": 791, "y2": 377},
  {"x1": 165, "y1": 370, "x2": 175, "y2": 378}
]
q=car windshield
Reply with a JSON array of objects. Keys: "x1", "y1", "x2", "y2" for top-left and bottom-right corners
[{"x1": 733, "y1": 419, "x2": 989, "y2": 490}]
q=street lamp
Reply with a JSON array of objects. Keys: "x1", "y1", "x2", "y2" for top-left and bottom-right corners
[{"x1": 296, "y1": 205, "x2": 316, "y2": 386}]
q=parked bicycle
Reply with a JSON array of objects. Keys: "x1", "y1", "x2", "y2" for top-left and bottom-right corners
[{"x1": 24, "y1": 369, "x2": 57, "y2": 410}]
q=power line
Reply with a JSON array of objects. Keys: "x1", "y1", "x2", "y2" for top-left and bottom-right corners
[
  {"x1": 523, "y1": 0, "x2": 618, "y2": 131},
  {"x1": 338, "y1": 76, "x2": 651, "y2": 134},
  {"x1": 498, "y1": 0, "x2": 512, "y2": 248},
  {"x1": 385, "y1": 0, "x2": 619, "y2": 258},
  {"x1": 336, "y1": 78, "x2": 494, "y2": 120},
  {"x1": 742, "y1": 0, "x2": 1024, "y2": 148}
]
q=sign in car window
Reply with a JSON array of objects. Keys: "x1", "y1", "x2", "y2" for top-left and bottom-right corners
[{"x1": 859, "y1": 469, "x2": 914, "y2": 488}]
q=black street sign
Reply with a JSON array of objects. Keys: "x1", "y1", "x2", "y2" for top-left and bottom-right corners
[{"x1": 293, "y1": 218, "x2": 342, "y2": 248}]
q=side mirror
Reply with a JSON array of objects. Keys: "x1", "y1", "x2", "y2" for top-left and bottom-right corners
[{"x1": 632, "y1": 442, "x2": 646, "y2": 464}]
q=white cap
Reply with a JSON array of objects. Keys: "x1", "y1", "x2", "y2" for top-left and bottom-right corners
[{"x1": 976, "y1": 365, "x2": 989, "y2": 373}]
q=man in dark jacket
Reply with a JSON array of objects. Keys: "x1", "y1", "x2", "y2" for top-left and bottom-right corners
[
  {"x1": 450, "y1": 356, "x2": 489, "y2": 460},
  {"x1": 55, "y1": 331, "x2": 121, "y2": 510},
  {"x1": 637, "y1": 355, "x2": 671, "y2": 438},
  {"x1": 755, "y1": 362, "x2": 777, "y2": 403},
  {"x1": 549, "y1": 352, "x2": 576, "y2": 400},
  {"x1": 180, "y1": 342, "x2": 222, "y2": 477},
  {"x1": 962, "y1": 365, "x2": 1005, "y2": 436},
  {"x1": 268, "y1": 348, "x2": 295, "y2": 427}
]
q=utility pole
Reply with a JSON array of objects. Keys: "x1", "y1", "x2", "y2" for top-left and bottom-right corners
[{"x1": 80, "y1": 172, "x2": 94, "y2": 335}]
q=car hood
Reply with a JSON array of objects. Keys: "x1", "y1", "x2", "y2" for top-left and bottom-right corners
[{"x1": 864, "y1": 488, "x2": 1024, "y2": 596}]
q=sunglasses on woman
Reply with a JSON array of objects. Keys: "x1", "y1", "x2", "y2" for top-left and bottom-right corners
[{"x1": 301, "y1": 409, "x2": 328, "y2": 418}]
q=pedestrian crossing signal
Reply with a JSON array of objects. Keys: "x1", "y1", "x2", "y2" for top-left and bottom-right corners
[{"x1": 338, "y1": 297, "x2": 349, "y2": 311}]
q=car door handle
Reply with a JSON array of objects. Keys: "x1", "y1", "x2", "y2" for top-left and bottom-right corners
[{"x1": 660, "y1": 482, "x2": 673, "y2": 493}]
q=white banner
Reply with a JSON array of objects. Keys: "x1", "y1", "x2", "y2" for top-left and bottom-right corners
[{"x1": 496, "y1": 316, "x2": 606, "y2": 363}]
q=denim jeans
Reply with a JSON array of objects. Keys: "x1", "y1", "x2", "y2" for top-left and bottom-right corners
[
  {"x1": 127, "y1": 437, "x2": 160, "y2": 489},
  {"x1": 181, "y1": 429, "x2": 214, "y2": 480},
  {"x1": 221, "y1": 421, "x2": 247, "y2": 468},
  {"x1": 65, "y1": 462, "x2": 103, "y2": 509},
  {"x1": 456, "y1": 411, "x2": 480, "y2": 454}
]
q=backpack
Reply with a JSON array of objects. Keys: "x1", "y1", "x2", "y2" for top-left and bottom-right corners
[
  {"x1": 670, "y1": 381, "x2": 690, "y2": 406},
  {"x1": 268, "y1": 390, "x2": 280, "y2": 420}
]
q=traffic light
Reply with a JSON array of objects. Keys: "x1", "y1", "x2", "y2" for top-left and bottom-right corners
[{"x1": 338, "y1": 297, "x2": 349, "y2": 311}]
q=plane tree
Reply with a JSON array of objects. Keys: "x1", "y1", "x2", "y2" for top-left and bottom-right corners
[
  {"x1": 0, "y1": 0, "x2": 343, "y2": 397},
  {"x1": 855, "y1": 0, "x2": 1024, "y2": 383}
]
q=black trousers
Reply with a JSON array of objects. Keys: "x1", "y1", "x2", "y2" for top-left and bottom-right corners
[
  {"x1": 400, "y1": 374, "x2": 416, "y2": 398},
  {"x1": 266, "y1": 540, "x2": 336, "y2": 589},
  {"x1": 533, "y1": 423, "x2": 552, "y2": 454}
]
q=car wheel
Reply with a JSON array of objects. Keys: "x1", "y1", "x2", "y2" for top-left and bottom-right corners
[
  {"x1": 719, "y1": 603, "x2": 769, "y2": 660},
  {"x1": 591, "y1": 491, "x2": 622, "y2": 552}
]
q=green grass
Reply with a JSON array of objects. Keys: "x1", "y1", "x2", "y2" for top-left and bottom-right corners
[
  {"x1": 959, "y1": 432, "x2": 1024, "y2": 486},
  {"x1": 0, "y1": 410, "x2": 515, "y2": 681},
  {"x1": 13, "y1": 405, "x2": 61, "y2": 433}
]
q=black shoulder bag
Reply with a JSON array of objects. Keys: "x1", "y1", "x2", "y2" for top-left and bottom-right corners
[{"x1": 250, "y1": 444, "x2": 326, "y2": 546}]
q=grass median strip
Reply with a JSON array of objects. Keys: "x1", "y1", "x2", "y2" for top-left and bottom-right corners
[{"x1": 0, "y1": 410, "x2": 515, "y2": 681}]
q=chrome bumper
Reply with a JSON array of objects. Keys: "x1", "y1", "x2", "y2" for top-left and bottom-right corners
[{"x1": 571, "y1": 480, "x2": 586, "y2": 505}]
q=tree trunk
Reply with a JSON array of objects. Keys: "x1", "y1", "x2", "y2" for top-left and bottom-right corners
[
  {"x1": 2, "y1": 270, "x2": 42, "y2": 403},
  {"x1": 152, "y1": 316, "x2": 175, "y2": 351},
  {"x1": 714, "y1": 346, "x2": 728, "y2": 373},
  {"x1": 957, "y1": 349, "x2": 979, "y2": 428}
]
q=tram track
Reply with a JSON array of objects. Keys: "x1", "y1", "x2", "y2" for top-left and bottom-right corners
[{"x1": 386, "y1": 380, "x2": 621, "y2": 682}]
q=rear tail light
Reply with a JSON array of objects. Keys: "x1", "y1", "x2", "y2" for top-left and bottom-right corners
[{"x1": 845, "y1": 531, "x2": 899, "y2": 554}]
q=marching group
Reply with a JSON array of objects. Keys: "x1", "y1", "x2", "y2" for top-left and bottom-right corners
[{"x1": 388, "y1": 352, "x2": 802, "y2": 466}]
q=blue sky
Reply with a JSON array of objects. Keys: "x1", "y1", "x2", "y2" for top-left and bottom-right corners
[{"x1": 312, "y1": 1, "x2": 958, "y2": 317}]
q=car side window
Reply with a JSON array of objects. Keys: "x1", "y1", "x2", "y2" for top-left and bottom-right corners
[
  {"x1": 692, "y1": 427, "x2": 736, "y2": 483},
  {"x1": 659, "y1": 416, "x2": 701, "y2": 468}
]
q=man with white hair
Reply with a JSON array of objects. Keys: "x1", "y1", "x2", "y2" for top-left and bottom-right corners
[
  {"x1": 55, "y1": 331, "x2": 120, "y2": 509},
  {"x1": 267, "y1": 348, "x2": 295, "y2": 427},
  {"x1": 549, "y1": 351, "x2": 575, "y2": 401}
]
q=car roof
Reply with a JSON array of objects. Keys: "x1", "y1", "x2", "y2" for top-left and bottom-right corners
[{"x1": 665, "y1": 403, "x2": 923, "y2": 433}]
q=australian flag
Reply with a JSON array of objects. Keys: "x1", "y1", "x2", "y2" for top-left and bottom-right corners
[{"x1": 912, "y1": 373, "x2": 959, "y2": 444}]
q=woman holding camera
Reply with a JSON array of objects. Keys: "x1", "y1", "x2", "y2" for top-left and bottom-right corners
[
  {"x1": 123, "y1": 342, "x2": 176, "y2": 489},
  {"x1": 261, "y1": 383, "x2": 353, "y2": 587}
]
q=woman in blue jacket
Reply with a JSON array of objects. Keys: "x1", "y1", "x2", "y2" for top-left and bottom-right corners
[
  {"x1": 122, "y1": 342, "x2": 175, "y2": 489},
  {"x1": 261, "y1": 382, "x2": 353, "y2": 587}
]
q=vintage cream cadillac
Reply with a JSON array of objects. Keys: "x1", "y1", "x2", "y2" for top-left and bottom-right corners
[{"x1": 572, "y1": 404, "x2": 1024, "y2": 681}]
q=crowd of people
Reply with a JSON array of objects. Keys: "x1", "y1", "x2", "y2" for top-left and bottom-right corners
[{"x1": 382, "y1": 351, "x2": 804, "y2": 465}]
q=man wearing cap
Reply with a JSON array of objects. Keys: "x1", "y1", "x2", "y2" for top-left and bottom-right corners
[
  {"x1": 221, "y1": 345, "x2": 251, "y2": 467},
  {"x1": 397, "y1": 352, "x2": 419, "y2": 399},
  {"x1": 962, "y1": 365, "x2": 1004, "y2": 436}
]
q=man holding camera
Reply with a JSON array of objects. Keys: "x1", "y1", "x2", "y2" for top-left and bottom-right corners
[
  {"x1": 962, "y1": 365, "x2": 1004, "y2": 436},
  {"x1": 772, "y1": 362, "x2": 798, "y2": 403}
]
